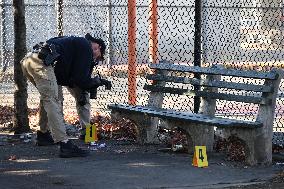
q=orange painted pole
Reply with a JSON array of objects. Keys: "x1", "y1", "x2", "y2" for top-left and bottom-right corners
[
  {"x1": 128, "y1": 0, "x2": 137, "y2": 105},
  {"x1": 149, "y1": 0, "x2": 158, "y2": 64}
]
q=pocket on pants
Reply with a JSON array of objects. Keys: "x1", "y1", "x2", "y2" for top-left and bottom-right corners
[
  {"x1": 33, "y1": 66, "x2": 58, "y2": 100},
  {"x1": 36, "y1": 77, "x2": 58, "y2": 101}
]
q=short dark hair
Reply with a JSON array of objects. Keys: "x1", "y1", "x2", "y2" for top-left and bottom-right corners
[{"x1": 85, "y1": 33, "x2": 106, "y2": 60}]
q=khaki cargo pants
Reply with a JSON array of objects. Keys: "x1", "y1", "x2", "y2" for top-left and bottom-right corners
[
  {"x1": 40, "y1": 85, "x2": 91, "y2": 132},
  {"x1": 21, "y1": 53, "x2": 68, "y2": 143}
]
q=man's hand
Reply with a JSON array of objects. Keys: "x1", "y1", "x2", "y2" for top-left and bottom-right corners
[{"x1": 100, "y1": 79, "x2": 112, "y2": 90}]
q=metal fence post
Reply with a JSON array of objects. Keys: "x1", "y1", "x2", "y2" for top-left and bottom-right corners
[
  {"x1": 193, "y1": 0, "x2": 202, "y2": 113},
  {"x1": 0, "y1": 0, "x2": 7, "y2": 71},
  {"x1": 56, "y1": 0, "x2": 63, "y2": 37},
  {"x1": 108, "y1": 0, "x2": 114, "y2": 66}
]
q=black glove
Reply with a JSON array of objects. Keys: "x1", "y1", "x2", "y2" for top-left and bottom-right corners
[
  {"x1": 89, "y1": 87, "x2": 98, "y2": 99},
  {"x1": 78, "y1": 91, "x2": 88, "y2": 106},
  {"x1": 100, "y1": 79, "x2": 112, "y2": 90}
]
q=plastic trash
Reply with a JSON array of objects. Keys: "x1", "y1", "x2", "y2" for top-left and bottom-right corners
[
  {"x1": 172, "y1": 144, "x2": 183, "y2": 152},
  {"x1": 90, "y1": 142, "x2": 98, "y2": 146},
  {"x1": 98, "y1": 143, "x2": 106, "y2": 148}
]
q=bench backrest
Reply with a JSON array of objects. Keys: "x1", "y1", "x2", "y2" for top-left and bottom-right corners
[{"x1": 144, "y1": 60, "x2": 283, "y2": 123}]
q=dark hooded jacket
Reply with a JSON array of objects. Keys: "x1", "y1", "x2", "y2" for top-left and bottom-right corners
[{"x1": 47, "y1": 36, "x2": 101, "y2": 90}]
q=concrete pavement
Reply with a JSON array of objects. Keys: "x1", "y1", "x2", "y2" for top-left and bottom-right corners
[{"x1": 0, "y1": 139, "x2": 282, "y2": 189}]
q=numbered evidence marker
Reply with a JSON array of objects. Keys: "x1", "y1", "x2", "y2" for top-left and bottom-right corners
[
  {"x1": 85, "y1": 124, "x2": 98, "y2": 143},
  {"x1": 192, "y1": 146, "x2": 208, "y2": 167}
]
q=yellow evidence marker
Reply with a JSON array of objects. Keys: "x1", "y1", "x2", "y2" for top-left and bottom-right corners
[
  {"x1": 192, "y1": 146, "x2": 208, "y2": 167},
  {"x1": 85, "y1": 124, "x2": 98, "y2": 143}
]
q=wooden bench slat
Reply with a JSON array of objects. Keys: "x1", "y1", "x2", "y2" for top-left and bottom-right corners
[
  {"x1": 143, "y1": 84, "x2": 187, "y2": 95},
  {"x1": 149, "y1": 63, "x2": 278, "y2": 80},
  {"x1": 108, "y1": 104, "x2": 263, "y2": 128},
  {"x1": 146, "y1": 74, "x2": 272, "y2": 92},
  {"x1": 144, "y1": 85, "x2": 269, "y2": 104},
  {"x1": 192, "y1": 91, "x2": 270, "y2": 105}
]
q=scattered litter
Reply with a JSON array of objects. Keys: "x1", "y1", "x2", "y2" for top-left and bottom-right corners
[
  {"x1": 90, "y1": 142, "x2": 98, "y2": 146},
  {"x1": 19, "y1": 133, "x2": 34, "y2": 143},
  {"x1": 98, "y1": 143, "x2": 106, "y2": 148},
  {"x1": 172, "y1": 144, "x2": 183, "y2": 152},
  {"x1": 21, "y1": 133, "x2": 33, "y2": 139},
  {"x1": 26, "y1": 133, "x2": 32, "y2": 139},
  {"x1": 88, "y1": 142, "x2": 98, "y2": 151},
  {"x1": 8, "y1": 155, "x2": 17, "y2": 161},
  {"x1": 88, "y1": 142, "x2": 107, "y2": 151},
  {"x1": 276, "y1": 162, "x2": 284, "y2": 166}
]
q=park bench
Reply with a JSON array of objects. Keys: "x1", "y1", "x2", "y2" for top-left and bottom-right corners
[{"x1": 108, "y1": 60, "x2": 283, "y2": 165}]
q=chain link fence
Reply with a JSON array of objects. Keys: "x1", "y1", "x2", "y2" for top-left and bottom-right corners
[{"x1": 0, "y1": 0, "x2": 284, "y2": 143}]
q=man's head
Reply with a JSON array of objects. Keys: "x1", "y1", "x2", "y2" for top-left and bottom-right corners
[{"x1": 85, "y1": 33, "x2": 106, "y2": 61}]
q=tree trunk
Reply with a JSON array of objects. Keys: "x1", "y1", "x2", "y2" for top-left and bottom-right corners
[{"x1": 12, "y1": 0, "x2": 29, "y2": 134}]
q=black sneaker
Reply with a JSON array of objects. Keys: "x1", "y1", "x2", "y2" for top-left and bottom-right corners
[
  {"x1": 36, "y1": 131, "x2": 55, "y2": 146},
  {"x1": 59, "y1": 140, "x2": 90, "y2": 158}
]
